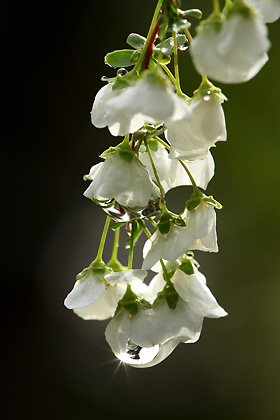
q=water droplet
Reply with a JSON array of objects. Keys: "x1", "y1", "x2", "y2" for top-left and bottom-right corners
[
  {"x1": 203, "y1": 90, "x2": 212, "y2": 101},
  {"x1": 161, "y1": 47, "x2": 169, "y2": 55},
  {"x1": 117, "y1": 339, "x2": 160, "y2": 365},
  {"x1": 117, "y1": 68, "x2": 127, "y2": 77},
  {"x1": 179, "y1": 39, "x2": 189, "y2": 51},
  {"x1": 99, "y1": 199, "x2": 161, "y2": 221}
]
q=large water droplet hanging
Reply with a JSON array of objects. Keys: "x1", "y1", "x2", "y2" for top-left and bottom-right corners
[
  {"x1": 117, "y1": 339, "x2": 160, "y2": 365},
  {"x1": 117, "y1": 68, "x2": 127, "y2": 77}
]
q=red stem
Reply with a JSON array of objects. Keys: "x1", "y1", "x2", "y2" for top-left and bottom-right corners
[{"x1": 142, "y1": 21, "x2": 159, "y2": 71}]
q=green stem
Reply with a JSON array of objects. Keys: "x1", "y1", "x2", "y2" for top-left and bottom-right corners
[
  {"x1": 178, "y1": 159, "x2": 198, "y2": 190},
  {"x1": 213, "y1": 0, "x2": 220, "y2": 13},
  {"x1": 172, "y1": 31, "x2": 185, "y2": 98},
  {"x1": 128, "y1": 222, "x2": 136, "y2": 270},
  {"x1": 134, "y1": 0, "x2": 163, "y2": 74},
  {"x1": 145, "y1": 140, "x2": 167, "y2": 212},
  {"x1": 160, "y1": 259, "x2": 171, "y2": 284},
  {"x1": 155, "y1": 136, "x2": 170, "y2": 150},
  {"x1": 141, "y1": 222, "x2": 152, "y2": 239},
  {"x1": 183, "y1": 27, "x2": 193, "y2": 44},
  {"x1": 154, "y1": 136, "x2": 197, "y2": 190},
  {"x1": 111, "y1": 228, "x2": 120, "y2": 261},
  {"x1": 159, "y1": 63, "x2": 177, "y2": 85},
  {"x1": 96, "y1": 215, "x2": 111, "y2": 262}
]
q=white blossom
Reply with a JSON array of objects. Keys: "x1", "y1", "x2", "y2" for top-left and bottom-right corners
[
  {"x1": 245, "y1": 0, "x2": 280, "y2": 23},
  {"x1": 91, "y1": 71, "x2": 191, "y2": 137},
  {"x1": 105, "y1": 264, "x2": 227, "y2": 367},
  {"x1": 105, "y1": 308, "x2": 181, "y2": 367},
  {"x1": 190, "y1": 12, "x2": 270, "y2": 84},
  {"x1": 83, "y1": 151, "x2": 156, "y2": 208},
  {"x1": 64, "y1": 269, "x2": 147, "y2": 321},
  {"x1": 139, "y1": 142, "x2": 215, "y2": 192},
  {"x1": 143, "y1": 202, "x2": 218, "y2": 270},
  {"x1": 165, "y1": 94, "x2": 227, "y2": 160}
]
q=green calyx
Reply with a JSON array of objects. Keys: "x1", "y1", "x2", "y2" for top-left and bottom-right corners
[
  {"x1": 153, "y1": 281, "x2": 179, "y2": 310},
  {"x1": 225, "y1": 0, "x2": 256, "y2": 19},
  {"x1": 101, "y1": 137, "x2": 134, "y2": 164},
  {"x1": 76, "y1": 260, "x2": 111, "y2": 282},
  {"x1": 179, "y1": 256, "x2": 195, "y2": 275},
  {"x1": 115, "y1": 284, "x2": 152, "y2": 316},
  {"x1": 186, "y1": 188, "x2": 222, "y2": 211},
  {"x1": 192, "y1": 76, "x2": 227, "y2": 104},
  {"x1": 158, "y1": 208, "x2": 186, "y2": 235},
  {"x1": 196, "y1": 9, "x2": 225, "y2": 33}
]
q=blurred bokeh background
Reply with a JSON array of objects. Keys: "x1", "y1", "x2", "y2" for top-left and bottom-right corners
[{"x1": 4, "y1": 0, "x2": 280, "y2": 419}]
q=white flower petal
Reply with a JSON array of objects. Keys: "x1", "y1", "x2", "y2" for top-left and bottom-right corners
[
  {"x1": 64, "y1": 272, "x2": 105, "y2": 309},
  {"x1": 139, "y1": 144, "x2": 215, "y2": 192},
  {"x1": 105, "y1": 311, "x2": 131, "y2": 356},
  {"x1": 73, "y1": 284, "x2": 126, "y2": 320},
  {"x1": 173, "y1": 270, "x2": 227, "y2": 318},
  {"x1": 83, "y1": 153, "x2": 154, "y2": 208},
  {"x1": 190, "y1": 14, "x2": 270, "y2": 84},
  {"x1": 245, "y1": 0, "x2": 280, "y2": 23},
  {"x1": 104, "y1": 269, "x2": 147, "y2": 285},
  {"x1": 90, "y1": 84, "x2": 120, "y2": 128},
  {"x1": 166, "y1": 96, "x2": 226, "y2": 160}
]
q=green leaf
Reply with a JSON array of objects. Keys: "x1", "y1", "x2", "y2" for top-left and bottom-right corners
[
  {"x1": 105, "y1": 49, "x2": 135, "y2": 68},
  {"x1": 110, "y1": 221, "x2": 126, "y2": 231},
  {"x1": 156, "y1": 34, "x2": 186, "y2": 55},
  {"x1": 147, "y1": 139, "x2": 159, "y2": 152},
  {"x1": 145, "y1": 124, "x2": 166, "y2": 141},
  {"x1": 126, "y1": 33, "x2": 146, "y2": 49},
  {"x1": 182, "y1": 8, "x2": 202, "y2": 19},
  {"x1": 172, "y1": 18, "x2": 191, "y2": 32},
  {"x1": 153, "y1": 50, "x2": 171, "y2": 65},
  {"x1": 179, "y1": 258, "x2": 194, "y2": 275},
  {"x1": 125, "y1": 221, "x2": 143, "y2": 248}
]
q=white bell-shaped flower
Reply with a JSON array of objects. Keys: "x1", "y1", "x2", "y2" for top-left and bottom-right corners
[
  {"x1": 64, "y1": 269, "x2": 147, "y2": 321},
  {"x1": 244, "y1": 0, "x2": 280, "y2": 23},
  {"x1": 83, "y1": 151, "x2": 155, "y2": 208},
  {"x1": 103, "y1": 70, "x2": 191, "y2": 136},
  {"x1": 142, "y1": 202, "x2": 218, "y2": 270},
  {"x1": 171, "y1": 267, "x2": 227, "y2": 318},
  {"x1": 139, "y1": 142, "x2": 215, "y2": 192},
  {"x1": 105, "y1": 308, "x2": 181, "y2": 367},
  {"x1": 190, "y1": 12, "x2": 270, "y2": 84},
  {"x1": 165, "y1": 94, "x2": 227, "y2": 160}
]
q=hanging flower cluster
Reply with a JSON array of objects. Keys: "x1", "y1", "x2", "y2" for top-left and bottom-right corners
[{"x1": 64, "y1": 0, "x2": 279, "y2": 368}]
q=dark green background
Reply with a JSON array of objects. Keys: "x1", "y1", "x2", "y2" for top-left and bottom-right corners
[{"x1": 5, "y1": 1, "x2": 280, "y2": 419}]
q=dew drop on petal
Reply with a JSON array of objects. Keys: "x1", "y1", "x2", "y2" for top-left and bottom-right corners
[
  {"x1": 116, "y1": 339, "x2": 160, "y2": 365},
  {"x1": 203, "y1": 91, "x2": 212, "y2": 101}
]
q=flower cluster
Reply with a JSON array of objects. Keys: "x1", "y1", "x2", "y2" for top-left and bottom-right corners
[{"x1": 64, "y1": 0, "x2": 279, "y2": 368}]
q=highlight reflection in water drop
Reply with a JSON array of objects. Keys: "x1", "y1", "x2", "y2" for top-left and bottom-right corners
[
  {"x1": 117, "y1": 340, "x2": 160, "y2": 365},
  {"x1": 203, "y1": 90, "x2": 212, "y2": 101}
]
